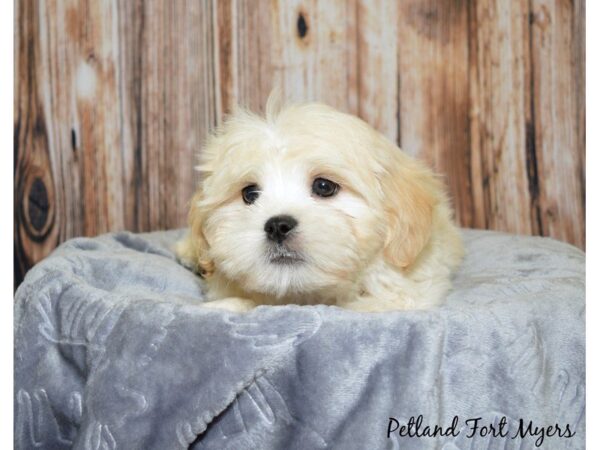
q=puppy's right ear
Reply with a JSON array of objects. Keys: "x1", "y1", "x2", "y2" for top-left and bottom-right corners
[
  {"x1": 175, "y1": 190, "x2": 215, "y2": 277},
  {"x1": 375, "y1": 136, "x2": 440, "y2": 270}
]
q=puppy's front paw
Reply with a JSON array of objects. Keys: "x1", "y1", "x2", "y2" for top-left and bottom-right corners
[
  {"x1": 202, "y1": 297, "x2": 257, "y2": 313},
  {"x1": 174, "y1": 235, "x2": 198, "y2": 272}
]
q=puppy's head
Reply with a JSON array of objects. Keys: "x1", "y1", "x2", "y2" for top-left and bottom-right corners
[{"x1": 187, "y1": 102, "x2": 441, "y2": 297}]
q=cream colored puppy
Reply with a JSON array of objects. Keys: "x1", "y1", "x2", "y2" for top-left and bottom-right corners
[{"x1": 176, "y1": 101, "x2": 463, "y2": 312}]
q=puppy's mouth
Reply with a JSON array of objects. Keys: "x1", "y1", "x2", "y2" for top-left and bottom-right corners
[{"x1": 266, "y1": 245, "x2": 305, "y2": 265}]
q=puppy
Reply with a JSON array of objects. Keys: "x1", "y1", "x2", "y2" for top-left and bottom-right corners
[{"x1": 176, "y1": 100, "x2": 463, "y2": 312}]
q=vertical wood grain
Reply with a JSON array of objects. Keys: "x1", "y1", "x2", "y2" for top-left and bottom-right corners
[
  {"x1": 216, "y1": 1, "x2": 361, "y2": 116},
  {"x1": 14, "y1": 0, "x2": 219, "y2": 286},
  {"x1": 68, "y1": 0, "x2": 125, "y2": 236},
  {"x1": 14, "y1": 0, "x2": 60, "y2": 285},
  {"x1": 116, "y1": 0, "x2": 217, "y2": 231},
  {"x1": 397, "y1": 0, "x2": 473, "y2": 226},
  {"x1": 270, "y1": 0, "x2": 358, "y2": 111},
  {"x1": 530, "y1": 0, "x2": 585, "y2": 248},
  {"x1": 131, "y1": 0, "x2": 217, "y2": 230},
  {"x1": 469, "y1": 0, "x2": 537, "y2": 235},
  {"x1": 114, "y1": 0, "x2": 143, "y2": 232},
  {"x1": 215, "y1": 0, "x2": 399, "y2": 140},
  {"x1": 214, "y1": 0, "x2": 275, "y2": 114},
  {"x1": 355, "y1": 0, "x2": 398, "y2": 142}
]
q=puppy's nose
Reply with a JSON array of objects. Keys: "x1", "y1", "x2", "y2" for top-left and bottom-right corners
[{"x1": 264, "y1": 215, "x2": 298, "y2": 243}]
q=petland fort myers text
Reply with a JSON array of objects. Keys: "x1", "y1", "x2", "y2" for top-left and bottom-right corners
[{"x1": 387, "y1": 415, "x2": 576, "y2": 448}]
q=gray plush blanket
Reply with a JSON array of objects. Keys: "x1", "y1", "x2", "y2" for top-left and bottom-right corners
[{"x1": 14, "y1": 229, "x2": 585, "y2": 450}]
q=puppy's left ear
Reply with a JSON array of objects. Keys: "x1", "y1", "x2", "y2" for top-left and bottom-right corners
[
  {"x1": 175, "y1": 190, "x2": 215, "y2": 277},
  {"x1": 377, "y1": 137, "x2": 440, "y2": 270}
]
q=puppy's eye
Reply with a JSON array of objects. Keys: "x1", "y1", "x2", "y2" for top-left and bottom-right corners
[
  {"x1": 242, "y1": 184, "x2": 260, "y2": 204},
  {"x1": 312, "y1": 177, "x2": 339, "y2": 198}
]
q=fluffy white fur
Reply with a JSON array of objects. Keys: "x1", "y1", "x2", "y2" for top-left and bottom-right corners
[{"x1": 176, "y1": 100, "x2": 463, "y2": 312}]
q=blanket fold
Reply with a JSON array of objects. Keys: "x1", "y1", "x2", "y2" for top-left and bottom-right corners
[{"x1": 15, "y1": 229, "x2": 585, "y2": 450}]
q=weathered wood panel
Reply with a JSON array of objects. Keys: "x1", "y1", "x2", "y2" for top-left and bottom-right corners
[
  {"x1": 14, "y1": 0, "x2": 586, "y2": 287},
  {"x1": 15, "y1": 0, "x2": 219, "y2": 287},
  {"x1": 272, "y1": 0, "x2": 358, "y2": 110},
  {"x1": 397, "y1": 0, "x2": 473, "y2": 226},
  {"x1": 215, "y1": 0, "x2": 276, "y2": 114},
  {"x1": 355, "y1": 0, "x2": 398, "y2": 142},
  {"x1": 530, "y1": 0, "x2": 585, "y2": 248},
  {"x1": 469, "y1": 0, "x2": 538, "y2": 236},
  {"x1": 15, "y1": 0, "x2": 61, "y2": 286}
]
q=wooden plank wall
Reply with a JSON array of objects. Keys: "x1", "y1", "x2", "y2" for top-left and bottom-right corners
[{"x1": 14, "y1": 0, "x2": 585, "y2": 286}]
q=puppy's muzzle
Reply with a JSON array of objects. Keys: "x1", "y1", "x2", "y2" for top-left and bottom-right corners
[{"x1": 264, "y1": 215, "x2": 298, "y2": 244}]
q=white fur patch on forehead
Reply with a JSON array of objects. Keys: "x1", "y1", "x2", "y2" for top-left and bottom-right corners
[
  {"x1": 264, "y1": 123, "x2": 287, "y2": 153},
  {"x1": 256, "y1": 161, "x2": 309, "y2": 210},
  {"x1": 210, "y1": 113, "x2": 290, "y2": 171}
]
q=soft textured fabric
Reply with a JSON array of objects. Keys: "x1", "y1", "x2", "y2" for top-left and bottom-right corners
[{"x1": 14, "y1": 229, "x2": 585, "y2": 450}]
